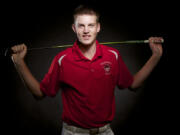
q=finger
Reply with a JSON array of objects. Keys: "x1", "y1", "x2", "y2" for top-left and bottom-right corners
[
  {"x1": 149, "y1": 37, "x2": 163, "y2": 44},
  {"x1": 11, "y1": 45, "x2": 18, "y2": 53},
  {"x1": 15, "y1": 45, "x2": 24, "y2": 53},
  {"x1": 16, "y1": 45, "x2": 21, "y2": 53},
  {"x1": 19, "y1": 45, "x2": 24, "y2": 52},
  {"x1": 155, "y1": 37, "x2": 163, "y2": 44},
  {"x1": 149, "y1": 37, "x2": 155, "y2": 44},
  {"x1": 22, "y1": 44, "x2": 27, "y2": 51},
  {"x1": 11, "y1": 46, "x2": 15, "y2": 53},
  {"x1": 158, "y1": 37, "x2": 164, "y2": 43}
]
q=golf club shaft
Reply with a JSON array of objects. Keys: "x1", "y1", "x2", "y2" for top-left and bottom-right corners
[{"x1": 4, "y1": 39, "x2": 164, "y2": 56}]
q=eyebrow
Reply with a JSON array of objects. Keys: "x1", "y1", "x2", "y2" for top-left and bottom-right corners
[{"x1": 78, "y1": 23, "x2": 96, "y2": 25}]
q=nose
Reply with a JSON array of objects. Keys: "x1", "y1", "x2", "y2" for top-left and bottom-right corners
[{"x1": 83, "y1": 26, "x2": 89, "y2": 33}]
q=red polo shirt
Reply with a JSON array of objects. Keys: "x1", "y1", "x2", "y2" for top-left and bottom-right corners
[{"x1": 40, "y1": 40, "x2": 133, "y2": 128}]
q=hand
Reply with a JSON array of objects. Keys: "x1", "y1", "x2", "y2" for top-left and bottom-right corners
[
  {"x1": 11, "y1": 43, "x2": 27, "y2": 64},
  {"x1": 149, "y1": 37, "x2": 163, "y2": 58}
]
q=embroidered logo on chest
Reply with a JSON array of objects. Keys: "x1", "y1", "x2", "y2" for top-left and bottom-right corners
[{"x1": 100, "y1": 61, "x2": 112, "y2": 75}]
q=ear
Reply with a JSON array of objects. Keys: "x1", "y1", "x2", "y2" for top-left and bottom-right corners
[
  {"x1": 72, "y1": 24, "x2": 76, "y2": 33},
  {"x1": 97, "y1": 23, "x2": 101, "y2": 33}
]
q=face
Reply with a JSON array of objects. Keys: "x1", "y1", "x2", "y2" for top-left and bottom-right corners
[{"x1": 72, "y1": 14, "x2": 100, "y2": 46}]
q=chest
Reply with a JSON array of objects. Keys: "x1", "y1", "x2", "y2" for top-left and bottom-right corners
[{"x1": 59, "y1": 57, "x2": 117, "y2": 85}]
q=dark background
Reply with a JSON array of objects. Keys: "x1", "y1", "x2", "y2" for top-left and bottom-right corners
[{"x1": 1, "y1": 0, "x2": 169, "y2": 135}]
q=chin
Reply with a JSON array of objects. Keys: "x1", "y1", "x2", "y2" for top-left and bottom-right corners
[{"x1": 80, "y1": 39, "x2": 95, "y2": 46}]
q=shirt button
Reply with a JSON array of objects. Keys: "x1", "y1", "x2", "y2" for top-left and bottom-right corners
[{"x1": 91, "y1": 69, "x2": 95, "y2": 72}]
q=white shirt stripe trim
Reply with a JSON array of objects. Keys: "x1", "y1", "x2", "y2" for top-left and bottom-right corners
[
  {"x1": 109, "y1": 50, "x2": 118, "y2": 60},
  {"x1": 58, "y1": 54, "x2": 66, "y2": 66}
]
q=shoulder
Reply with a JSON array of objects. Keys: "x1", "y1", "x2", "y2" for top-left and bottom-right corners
[
  {"x1": 56, "y1": 47, "x2": 72, "y2": 57},
  {"x1": 53, "y1": 47, "x2": 72, "y2": 65},
  {"x1": 100, "y1": 44, "x2": 121, "y2": 60}
]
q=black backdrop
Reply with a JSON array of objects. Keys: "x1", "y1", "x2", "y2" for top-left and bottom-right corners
[{"x1": 1, "y1": 0, "x2": 169, "y2": 135}]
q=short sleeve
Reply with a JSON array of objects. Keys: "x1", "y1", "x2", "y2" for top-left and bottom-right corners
[
  {"x1": 117, "y1": 52, "x2": 134, "y2": 89},
  {"x1": 40, "y1": 55, "x2": 60, "y2": 97}
]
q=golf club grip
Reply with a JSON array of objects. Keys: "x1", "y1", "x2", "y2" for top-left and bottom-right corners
[{"x1": 144, "y1": 39, "x2": 164, "y2": 44}]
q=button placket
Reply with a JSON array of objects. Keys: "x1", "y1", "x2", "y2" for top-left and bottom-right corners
[{"x1": 89, "y1": 61, "x2": 95, "y2": 73}]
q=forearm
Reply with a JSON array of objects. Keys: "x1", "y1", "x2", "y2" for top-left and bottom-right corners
[
  {"x1": 130, "y1": 54, "x2": 161, "y2": 89},
  {"x1": 13, "y1": 59, "x2": 44, "y2": 98}
]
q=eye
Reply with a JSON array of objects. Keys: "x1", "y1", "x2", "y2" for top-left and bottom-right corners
[
  {"x1": 89, "y1": 24, "x2": 95, "y2": 27},
  {"x1": 78, "y1": 24, "x2": 84, "y2": 28}
]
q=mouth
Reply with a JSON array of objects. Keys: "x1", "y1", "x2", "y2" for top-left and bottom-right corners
[{"x1": 82, "y1": 35, "x2": 91, "y2": 40}]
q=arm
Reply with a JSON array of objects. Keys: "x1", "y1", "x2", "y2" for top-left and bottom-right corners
[
  {"x1": 11, "y1": 44, "x2": 44, "y2": 98},
  {"x1": 130, "y1": 37, "x2": 163, "y2": 89}
]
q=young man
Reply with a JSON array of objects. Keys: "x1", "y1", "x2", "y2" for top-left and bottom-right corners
[{"x1": 11, "y1": 5, "x2": 163, "y2": 135}]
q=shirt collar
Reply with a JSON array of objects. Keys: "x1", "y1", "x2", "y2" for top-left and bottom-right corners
[{"x1": 72, "y1": 40, "x2": 102, "y2": 61}]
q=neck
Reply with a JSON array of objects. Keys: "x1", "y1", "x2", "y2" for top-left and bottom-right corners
[{"x1": 78, "y1": 40, "x2": 97, "y2": 60}]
